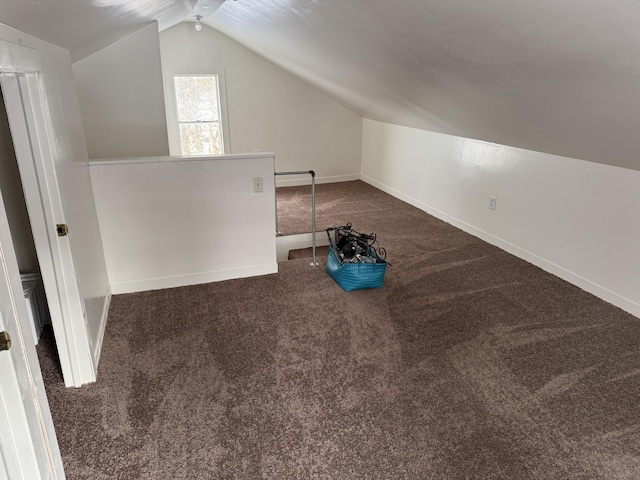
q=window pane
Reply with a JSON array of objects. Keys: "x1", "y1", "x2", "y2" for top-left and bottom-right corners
[
  {"x1": 174, "y1": 76, "x2": 220, "y2": 122},
  {"x1": 179, "y1": 122, "x2": 222, "y2": 155}
]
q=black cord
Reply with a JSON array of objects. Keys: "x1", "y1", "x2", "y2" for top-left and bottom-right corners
[{"x1": 327, "y1": 225, "x2": 389, "y2": 263}]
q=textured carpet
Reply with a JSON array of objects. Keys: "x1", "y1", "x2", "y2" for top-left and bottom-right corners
[
  {"x1": 276, "y1": 180, "x2": 388, "y2": 235},
  {"x1": 39, "y1": 181, "x2": 640, "y2": 479}
]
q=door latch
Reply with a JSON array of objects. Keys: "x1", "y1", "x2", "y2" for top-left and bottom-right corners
[
  {"x1": 0, "y1": 331, "x2": 11, "y2": 351},
  {"x1": 56, "y1": 224, "x2": 69, "y2": 237}
]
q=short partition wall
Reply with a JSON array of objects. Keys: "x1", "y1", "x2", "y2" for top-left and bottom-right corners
[{"x1": 89, "y1": 154, "x2": 278, "y2": 294}]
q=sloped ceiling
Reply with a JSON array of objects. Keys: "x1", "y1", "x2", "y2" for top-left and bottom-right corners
[
  {"x1": 0, "y1": 0, "x2": 196, "y2": 61},
  {"x1": 2, "y1": 0, "x2": 640, "y2": 170}
]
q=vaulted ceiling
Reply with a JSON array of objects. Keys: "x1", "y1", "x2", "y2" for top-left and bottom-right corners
[{"x1": 3, "y1": 0, "x2": 640, "y2": 170}]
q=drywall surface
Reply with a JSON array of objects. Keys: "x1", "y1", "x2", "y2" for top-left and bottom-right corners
[
  {"x1": 361, "y1": 119, "x2": 640, "y2": 318},
  {"x1": 73, "y1": 23, "x2": 169, "y2": 159},
  {"x1": 89, "y1": 154, "x2": 278, "y2": 294},
  {"x1": 0, "y1": 24, "x2": 111, "y2": 376},
  {"x1": 207, "y1": 0, "x2": 640, "y2": 172},
  {"x1": 159, "y1": 23, "x2": 362, "y2": 186},
  {"x1": 0, "y1": 89, "x2": 38, "y2": 273}
]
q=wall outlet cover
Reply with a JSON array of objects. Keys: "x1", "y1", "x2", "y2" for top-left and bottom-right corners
[{"x1": 253, "y1": 176, "x2": 264, "y2": 193}]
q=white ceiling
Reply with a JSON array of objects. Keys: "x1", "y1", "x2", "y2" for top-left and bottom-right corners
[{"x1": 3, "y1": 0, "x2": 640, "y2": 170}]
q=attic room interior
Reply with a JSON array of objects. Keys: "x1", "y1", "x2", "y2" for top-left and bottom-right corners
[{"x1": 0, "y1": 0, "x2": 639, "y2": 478}]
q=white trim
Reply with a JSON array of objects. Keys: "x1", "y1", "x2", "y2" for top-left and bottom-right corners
[
  {"x1": 91, "y1": 288, "x2": 111, "y2": 371},
  {"x1": 275, "y1": 173, "x2": 361, "y2": 187},
  {"x1": 110, "y1": 263, "x2": 279, "y2": 295},
  {"x1": 0, "y1": 347, "x2": 41, "y2": 480},
  {"x1": 163, "y1": 67, "x2": 231, "y2": 156},
  {"x1": 361, "y1": 174, "x2": 640, "y2": 319},
  {"x1": 0, "y1": 41, "x2": 38, "y2": 73},
  {"x1": 0, "y1": 131, "x2": 64, "y2": 478},
  {"x1": 88, "y1": 152, "x2": 274, "y2": 166}
]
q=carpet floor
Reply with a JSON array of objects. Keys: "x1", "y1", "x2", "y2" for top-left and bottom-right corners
[
  {"x1": 39, "y1": 181, "x2": 640, "y2": 479},
  {"x1": 276, "y1": 180, "x2": 388, "y2": 236}
]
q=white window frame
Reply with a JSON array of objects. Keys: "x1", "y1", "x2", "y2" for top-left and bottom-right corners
[{"x1": 163, "y1": 68, "x2": 231, "y2": 156}]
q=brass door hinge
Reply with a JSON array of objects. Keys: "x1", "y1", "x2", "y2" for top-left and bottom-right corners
[
  {"x1": 0, "y1": 331, "x2": 11, "y2": 351},
  {"x1": 56, "y1": 224, "x2": 68, "y2": 237}
]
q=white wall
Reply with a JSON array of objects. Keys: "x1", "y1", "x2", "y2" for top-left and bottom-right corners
[
  {"x1": 361, "y1": 119, "x2": 640, "y2": 318},
  {"x1": 73, "y1": 23, "x2": 170, "y2": 159},
  {"x1": 159, "y1": 23, "x2": 362, "y2": 186},
  {"x1": 89, "y1": 154, "x2": 278, "y2": 294},
  {"x1": 0, "y1": 88, "x2": 38, "y2": 273},
  {"x1": 0, "y1": 24, "x2": 111, "y2": 377}
]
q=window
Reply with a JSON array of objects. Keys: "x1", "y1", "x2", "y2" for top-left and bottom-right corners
[{"x1": 173, "y1": 75, "x2": 224, "y2": 155}]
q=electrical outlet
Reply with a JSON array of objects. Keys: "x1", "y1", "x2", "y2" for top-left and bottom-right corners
[
  {"x1": 253, "y1": 176, "x2": 264, "y2": 193},
  {"x1": 488, "y1": 196, "x2": 497, "y2": 211}
]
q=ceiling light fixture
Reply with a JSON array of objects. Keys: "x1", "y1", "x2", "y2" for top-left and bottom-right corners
[{"x1": 194, "y1": 15, "x2": 203, "y2": 31}]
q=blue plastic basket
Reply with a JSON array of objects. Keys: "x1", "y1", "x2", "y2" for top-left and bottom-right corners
[{"x1": 326, "y1": 244, "x2": 387, "y2": 291}]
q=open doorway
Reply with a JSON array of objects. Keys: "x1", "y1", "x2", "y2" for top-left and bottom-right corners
[{"x1": 0, "y1": 87, "x2": 59, "y2": 364}]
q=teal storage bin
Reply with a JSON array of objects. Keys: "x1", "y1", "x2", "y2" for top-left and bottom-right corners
[{"x1": 325, "y1": 225, "x2": 388, "y2": 291}]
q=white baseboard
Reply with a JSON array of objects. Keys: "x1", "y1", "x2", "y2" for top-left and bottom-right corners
[
  {"x1": 275, "y1": 173, "x2": 361, "y2": 187},
  {"x1": 110, "y1": 263, "x2": 279, "y2": 295},
  {"x1": 361, "y1": 175, "x2": 640, "y2": 319},
  {"x1": 91, "y1": 286, "x2": 111, "y2": 372},
  {"x1": 276, "y1": 233, "x2": 330, "y2": 262}
]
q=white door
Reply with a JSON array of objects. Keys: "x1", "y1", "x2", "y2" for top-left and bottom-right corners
[
  {"x1": 0, "y1": 185, "x2": 64, "y2": 478},
  {"x1": 0, "y1": 72, "x2": 95, "y2": 387}
]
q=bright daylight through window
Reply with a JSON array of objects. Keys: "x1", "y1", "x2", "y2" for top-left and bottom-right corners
[{"x1": 174, "y1": 75, "x2": 224, "y2": 155}]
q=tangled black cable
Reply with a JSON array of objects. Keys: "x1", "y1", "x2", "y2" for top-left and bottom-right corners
[{"x1": 327, "y1": 223, "x2": 389, "y2": 264}]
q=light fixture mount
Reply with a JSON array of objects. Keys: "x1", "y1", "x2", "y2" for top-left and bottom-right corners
[{"x1": 194, "y1": 15, "x2": 203, "y2": 31}]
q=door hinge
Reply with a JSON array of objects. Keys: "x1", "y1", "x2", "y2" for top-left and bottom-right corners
[
  {"x1": 0, "y1": 331, "x2": 11, "y2": 351},
  {"x1": 56, "y1": 224, "x2": 69, "y2": 237}
]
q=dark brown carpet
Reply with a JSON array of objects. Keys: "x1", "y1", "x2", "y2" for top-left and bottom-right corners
[
  {"x1": 276, "y1": 180, "x2": 388, "y2": 235},
  {"x1": 39, "y1": 181, "x2": 640, "y2": 479}
]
